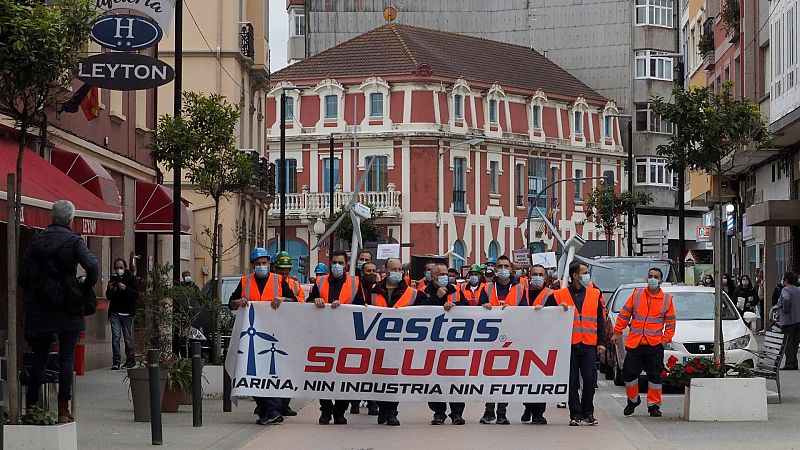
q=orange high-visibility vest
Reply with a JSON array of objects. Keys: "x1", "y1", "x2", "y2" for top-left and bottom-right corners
[
  {"x1": 315, "y1": 274, "x2": 360, "y2": 304},
  {"x1": 485, "y1": 282, "x2": 526, "y2": 307},
  {"x1": 286, "y1": 278, "x2": 306, "y2": 302},
  {"x1": 371, "y1": 287, "x2": 419, "y2": 308},
  {"x1": 460, "y1": 283, "x2": 485, "y2": 306},
  {"x1": 530, "y1": 287, "x2": 554, "y2": 307},
  {"x1": 554, "y1": 286, "x2": 601, "y2": 345},
  {"x1": 615, "y1": 288, "x2": 676, "y2": 348},
  {"x1": 240, "y1": 274, "x2": 283, "y2": 302}
]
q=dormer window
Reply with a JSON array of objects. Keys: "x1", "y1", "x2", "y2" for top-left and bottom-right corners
[
  {"x1": 532, "y1": 104, "x2": 542, "y2": 129},
  {"x1": 324, "y1": 95, "x2": 338, "y2": 119},
  {"x1": 574, "y1": 111, "x2": 583, "y2": 135},
  {"x1": 454, "y1": 94, "x2": 464, "y2": 119},
  {"x1": 489, "y1": 99, "x2": 498, "y2": 123},
  {"x1": 369, "y1": 92, "x2": 383, "y2": 118}
]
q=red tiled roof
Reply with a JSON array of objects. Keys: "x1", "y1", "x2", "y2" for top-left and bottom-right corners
[{"x1": 271, "y1": 23, "x2": 606, "y2": 103}]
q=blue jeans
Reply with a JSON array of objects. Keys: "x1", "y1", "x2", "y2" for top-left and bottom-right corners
[
  {"x1": 110, "y1": 312, "x2": 134, "y2": 364},
  {"x1": 568, "y1": 344, "x2": 597, "y2": 420}
]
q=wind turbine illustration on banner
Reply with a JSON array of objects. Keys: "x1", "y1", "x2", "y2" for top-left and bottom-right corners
[{"x1": 311, "y1": 155, "x2": 376, "y2": 275}]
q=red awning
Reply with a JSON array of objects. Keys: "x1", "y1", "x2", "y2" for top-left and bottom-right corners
[
  {"x1": 50, "y1": 148, "x2": 121, "y2": 209},
  {"x1": 135, "y1": 180, "x2": 190, "y2": 234},
  {"x1": 0, "y1": 140, "x2": 122, "y2": 236}
]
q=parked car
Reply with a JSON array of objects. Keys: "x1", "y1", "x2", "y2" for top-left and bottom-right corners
[
  {"x1": 602, "y1": 283, "x2": 758, "y2": 386},
  {"x1": 589, "y1": 257, "x2": 678, "y2": 298},
  {"x1": 201, "y1": 276, "x2": 243, "y2": 307}
]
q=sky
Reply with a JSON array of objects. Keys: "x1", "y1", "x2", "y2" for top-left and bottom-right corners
[{"x1": 269, "y1": 0, "x2": 290, "y2": 74}]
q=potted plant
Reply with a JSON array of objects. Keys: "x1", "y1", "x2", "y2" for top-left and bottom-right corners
[
  {"x1": 698, "y1": 33, "x2": 714, "y2": 58},
  {"x1": 664, "y1": 355, "x2": 766, "y2": 421},
  {"x1": 162, "y1": 356, "x2": 192, "y2": 412},
  {"x1": 4, "y1": 406, "x2": 77, "y2": 449}
]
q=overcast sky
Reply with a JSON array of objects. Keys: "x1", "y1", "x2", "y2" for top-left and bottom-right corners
[{"x1": 270, "y1": 0, "x2": 289, "y2": 73}]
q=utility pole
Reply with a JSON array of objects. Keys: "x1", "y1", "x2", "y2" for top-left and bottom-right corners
[
  {"x1": 172, "y1": 0, "x2": 183, "y2": 284},
  {"x1": 279, "y1": 91, "x2": 286, "y2": 252},
  {"x1": 329, "y1": 134, "x2": 335, "y2": 262}
]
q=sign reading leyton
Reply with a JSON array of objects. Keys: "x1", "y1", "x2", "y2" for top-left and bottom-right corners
[
  {"x1": 225, "y1": 303, "x2": 573, "y2": 402},
  {"x1": 78, "y1": 53, "x2": 175, "y2": 90}
]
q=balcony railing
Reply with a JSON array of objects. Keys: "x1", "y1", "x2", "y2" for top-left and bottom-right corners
[
  {"x1": 269, "y1": 183, "x2": 401, "y2": 219},
  {"x1": 453, "y1": 190, "x2": 466, "y2": 213},
  {"x1": 239, "y1": 22, "x2": 254, "y2": 59}
]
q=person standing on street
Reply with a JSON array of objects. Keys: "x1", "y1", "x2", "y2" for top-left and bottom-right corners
[
  {"x1": 19, "y1": 200, "x2": 99, "y2": 424},
  {"x1": 460, "y1": 264, "x2": 485, "y2": 306},
  {"x1": 106, "y1": 257, "x2": 138, "y2": 370},
  {"x1": 273, "y1": 251, "x2": 306, "y2": 303},
  {"x1": 355, "y1": 249, "x2": 373, "y2": 276},
  {"x1": 612, "y1": 268, "x2": 676, "y2": 417},
  {"x1": 356, "y1": 260, "x2": 381, "y2": 416},
  {"x1": 777, "y1": 271, "x2": 800, "y2": 370},
  {"x1": 310, "y1": 263, "x2": 328, "y2": 285},
  {"x1": 525, "y1": 264, "x2": 556, "y2": 424},
  {"x1": 228, "y1": 247, "x2": 296, "y2": 425},
  {"x1": 542, "y1": 261, "x2": 606, "y2": 426}
]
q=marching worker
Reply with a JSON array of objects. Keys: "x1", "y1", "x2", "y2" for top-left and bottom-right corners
[
  {"x1": 369, "y1": 258, "x2": 424, "y2": 426},
  {"x1": 515, "y1": 264, "x2": 529, "y2": 291},
  {"x1": 310, "y1": 262, "x2": 328, "y2": 284},
  {"x1": 229, "y1": 247, "x2": 297, "y2": 426},
  {"x1": 523, "y1": 263, "x2": 555, "y2": 424},
  {"x1": 273, "y1": 251, "x2": 305, "y2": 303},
  {"x1": 356, "y1": 260, "x2": 381, "y2": 416},
  {"x1": 309, "y1": 250, "x2": 364, "y2": 425},
  {"x1": 541, "y1": 261, "x2": 606, "y2": 426},
  {"x1": 478, "y1": 255, "x2": 529, "y2": 425},
  {"x1": 425, "y1": 262, "x2": 468, "y2": 425},
  {"x1": 355, "y1": 250, "x2": 373, "y2": 276},
  {"x1": 413, "y1": 261, "x2": 436, "y2": 292},
  {"x1": 612, "y1": 268, "x2": 676, "y2": 418},
  {"x1": 460, "y1": 264, "x2": 485, "y2": 306}
]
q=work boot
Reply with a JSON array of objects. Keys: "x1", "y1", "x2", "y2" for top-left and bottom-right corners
[
  {"x1": 624, "y1": 397, "x2": 641, "y2": 416},
  {"x1": 496, "y1": 412, "x2": 510, "y2": 425},
  {"x1": 58, "y1": 399, "x2": 74, "y2": 424},
  {"x1": 386, "y1": 412, "x2": 400, "y2": 426},
  {"x1": 648, "y1": 405, "x2": 662, "y2": 417},
  {"x1": 479, "y1": 409, "x2": 496, "y2": 424},
  {"x1": 520, "y1": 406, "x2": 532, "y2": 423}
]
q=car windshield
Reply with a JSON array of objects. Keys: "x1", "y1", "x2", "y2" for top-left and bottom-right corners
[
  {"x1": 591, "y1": 260, "x2": 673, "y2": 293},
  {"x1": 611, "y1": 288, "x2": 738, "y2": 320}
]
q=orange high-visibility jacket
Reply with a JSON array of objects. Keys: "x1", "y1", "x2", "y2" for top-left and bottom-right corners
[
  {"x1": 240, "y1": 274, "x2": 284, "y2": 301},
  {"x1": 287, "y1": 278, "x2": 306, "y2": 302},
  {"x1": 315, "y1": 274, "x2": 360, "y2": 304},
  {"x1": 530, "y1": 287, "x2": 555, "y2": 307},
  {"x1": 485, "y1": 282, "x2": 527, "y2": 306},
  {"x1": 554, "y1": 286, "x2": 602, "y2": 345},
  {"x1": 460, "y1": 283, "x2": 485, "y2": 306},
  {"x1": 614, "y1": 287, "x2": 676, "y2": 348},
  {"x1": 371, "y1": 287, "x2": 419, "y2": 308}
]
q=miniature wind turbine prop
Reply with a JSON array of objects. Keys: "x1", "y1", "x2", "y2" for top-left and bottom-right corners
[
  {"x1": 311, "y1": 156, "x2": 376, "y2": 275},
  {"x1": 438, "y1": 243, "x2": 466, "y2": 264}
]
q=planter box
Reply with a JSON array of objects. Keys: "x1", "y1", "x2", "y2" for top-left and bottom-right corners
[
  {"x1": 683, "y1": 377, "x2": 767, "y2": 421},
  {"x1": 4, "y1": 422, "x2": 77, "y2": 449},
  {"x1": 201, "y1": 365, "x2": 224, "y2": 399}
]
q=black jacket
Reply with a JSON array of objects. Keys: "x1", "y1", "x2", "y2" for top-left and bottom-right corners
[
  {"x1": 733, "y1": 285, "x2": 758, "y2": 310},
  {"x1": 369, "y1": 279, "x2": 426, "y2": 306},
  {"x1": 106, "y1": 269, "x2": 139, "y2": 315},
  {"x1": 19, "y1": 224, "x2": 99, "y2": 339},
  {"x1": 424, "y1": 283, "x2": 467, "y2": 306}
]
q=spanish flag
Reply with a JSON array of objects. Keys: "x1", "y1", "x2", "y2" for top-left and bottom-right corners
[{"x1": 80, "y1": 85, "x2": 100, "y2": 121}]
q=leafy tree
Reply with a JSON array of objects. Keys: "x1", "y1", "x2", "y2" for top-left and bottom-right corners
[
  {"x1": 585, "y1": 184, "x2": 652, "y2": 255},
  {"x1": 326, "y1": 203, "x2": 383, "y2": 244},
  {"x1": 651, "y1": 83, "x2": 771, "y2": 365}
]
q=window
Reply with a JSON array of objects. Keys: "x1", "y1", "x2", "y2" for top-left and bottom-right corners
[
  {"x1": 573, "y1": 110, "x2": 583, "y2": 135},
  {"x1": 369, "y1": 92, "x2": 383, "y2": 118},
  {"x1": 324, "y1": 95, "x2": 337, "y2": 119},
  {"x1": 528, "y1": 158, "x2": 547, "y2": 212},
  {"x1": 454, "y1": 94, "x2": 464, "y2": 119},
  {"x1": 322, "y1": 157, "x2": 339, "y2": 192},
  {"x1": 366, "y1": 156, "x2": 388, "y2": 191},
  {"x1": 635, "y1": 103, "x2": 674, "y2": 134},
  {"x1": 635, "y1": 157, "x2": 673, "y2": 187},
  {"x1": 489, "y1": 161, "x2": 499, "y2": 194},
  {"x1": 488, "y1": 241, "x2": 500, "y2": 260},
  {"x1": 574, "y1": 169, "x2": 584, "y2": 200},
  {"x1": 452, "y1": 240, "x2": 466, "y2": 270},
  {"x1": 284, "y1": 96, "x2": 294, "y2": 121},
  {"x1": 453, "y1": 157, "x2": 466, "y2": 213},
  {"x1": 489, "y1": 99, "x2": 498, "y2": 123},
  {"x1": 603, "y1": 115, "x2": 612, "y2": 139},
  {"x1": 532, "y1": 104, "x2": 542, "y2": 129},
  {"x1": 550, "y1": 166, "x2": 559, "y2": 205},
  {"x1": 275, "y1": 158, "x2": 298, "y2": 193},
  {"x1": 515, "y1": 164, "x2": 525, "y2": 207},
  {"x1": 635, "y1": 0, "x2": 674, "y2": 28},
  {"x1": 635, "y1": 50, "x2": 674, "y2": 80},
  {"x1": 291, "y1": 11, "x2": 305, "y2": 36}
]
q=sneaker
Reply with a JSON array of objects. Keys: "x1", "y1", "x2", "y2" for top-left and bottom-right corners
[
  {"x1": 431, "y1": 414, "x2": 446, "y2": 425},
  {"x1": 521, "y1": 407, "x2": 532, "y2": 423},
  {"x1": 111, "y1": 363, "x2": 120, "y2": 370},
  {"x1": 377, "y1": 410, "x2": 388, "y2": 425},
  {"x1": 569, "y1": 418, "x2": 582, "y2": 426},
  {"x1": 386, "y1": 413, "x2": 400, "y2": 426},
  {"x1": 624, "y1": 397, "x2": 641, "y2": 416},
  {"x1": 256, "y1": 415, "x2": 284, "y2": 425},
  {"x1": 479, "y1": 410, "x2": 496, "y2": 424},
  {"x1": 531, "y1": 416, "x2": 548, "y2": 425},
  {"x1": 281, "y1": 407, "x2": 298, "y2": 417},
  {"x1": 496, "y1": 413, "x2": 510, "y2": 425},
  {"x1": 123, "y1": 359, "x2": 136, "y2": 369},
  {"x1": 648, "y1": 405, "x2": 662, "y2": 417},
  {"x1": 582, "y1": 415, "x2": 598, "y2": 426},
  {"x1": 319, "y1": 413, "x2": 332, "y2": 425},
  {"x1": 557, "y1": 402, "x2": 567, "y2": 408},
  {"x1": 333, "y1": 414, "x2": 348, "y2": 425},
  {"x1": 450, "y1": 414, "x2": 465, "y2": 425}
]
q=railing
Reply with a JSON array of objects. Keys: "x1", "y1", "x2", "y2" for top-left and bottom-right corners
[
  {"x1": 269, "y1": 183, "x2": 402, "y2": 218},
  {"x1": 453, "y1": 190, "x2": 466, "y2": 213},
  {"x1": 242, "y1": 150, "x2": 275, "y2": 197},
  {"x1": 239, "y1": 23, "x2": 254, "y2": 59}
]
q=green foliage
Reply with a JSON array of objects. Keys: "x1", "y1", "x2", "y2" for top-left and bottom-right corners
[
  {"x1": 135, "y1": 264, "x2": 174, "y2": 364},
  {"x1": 698, "y1": 33, "x2": 714, "y2": 57},
  {"x1": 664, "y1": 356, "x2": 752, "y2": 387},
  {"x1": 20, "y1": 406, "x2": 57, "y2": 425},
  {"x1": 164, "y1": 357, "x2": 193, "y2": 393},
  {"x1": 326, "y1": 204, "x2": 383, "y2": 243},
  {"x1": 720, "y1": 0, "x2": 740, "y2": 37},
  {"x1": 585, "y1": 184, "x2": 652, "y2": 237}
]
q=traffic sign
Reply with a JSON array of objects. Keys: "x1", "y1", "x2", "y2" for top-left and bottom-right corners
[
  {"x1": 697, "y1": 226, "x2": 711, "y2": 242},
  {"x1": 91, "y1": 14, "x2": 163, "y2": 52}
]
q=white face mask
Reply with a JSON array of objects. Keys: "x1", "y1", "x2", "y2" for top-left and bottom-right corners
[
  {"x1": 184, "y1": 276, "x2": 192, "y2": 283},
  {"x1": 116, "y1": 268, "x2": 125, "y2": 276}
]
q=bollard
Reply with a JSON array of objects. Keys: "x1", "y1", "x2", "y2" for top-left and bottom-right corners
[
  {"x1": 191, "y1": 342, "x2": 203, "y2": 427},
  {"x1": 148, "y1": 349, "x2": 163, "y2": 445},
  {"x1": 74, "y1": 332, "x2": 86, "y2": 376},
  {"x1": 223, "y1": 347, "x2": 231, "y2": 412}
]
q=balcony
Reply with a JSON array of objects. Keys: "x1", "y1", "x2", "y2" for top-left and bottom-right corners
[
  {"x1": 702, "y1": 17, "x2": 716, "y2": 71},
  {"x1": 242, "y1": 150, "x2": 275, "y2": 201},
  {"x1": 239, "y1": 22, "x2": 254, "y2": 60},
  {"x1": 268, "y1": 183, "x2": 401, "y2": 220}
]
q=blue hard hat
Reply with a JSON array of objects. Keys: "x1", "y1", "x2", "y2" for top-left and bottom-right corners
[
  {"x1": 314, "y1": 263, "x2": 328, "y2": 274},
  {"x1": 249, "y1": 247, "x2": 269, "y2": 262},
  {"x1": 486, "y1": 257, "x2": 497, "y2": 264}
]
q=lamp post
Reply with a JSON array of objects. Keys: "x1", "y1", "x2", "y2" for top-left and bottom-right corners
[
  {"x1": 279, "y1": 87, "x2": 300, "y2": 252},
  {"x1": 329, "y1": 134, "x2": 335, "y2": 262}
]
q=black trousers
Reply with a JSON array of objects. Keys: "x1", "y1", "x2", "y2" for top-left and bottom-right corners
[
  {"x1": 319, "y1": 399, "x2": 350, "y2": 416},
  {"x1": 428, "y1": 402, "x2": 464, "y2": 416},
  {"x1": 254, "y1": 397, "x2": 282, "y2": 419},
  {"x1": 378, "y1": 401, "x2": 398, "y2": 414},
  {"x1": 783, "y1": 323, "x2": 800, "y2": 368},
  {"x1": 568, "y1": 344, "x2": 596, "y2": 420},
  {"x1": 622, "y1": 344, "x2": 664, "y2": 385},
  {"x1": 26, "y1": 331, "x2": 79, "y2": 405},
  {"x1": 484, "y1": 402, "x2": 508, "y2": 414},
  {"x1": 523, "y1": 402, "x2": 547, "y2": 418}
]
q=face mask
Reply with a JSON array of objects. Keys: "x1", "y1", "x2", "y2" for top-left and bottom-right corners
[
  {"x1": 254, "y1": 266, "x2": 269, "y2": 277},
  {"x1": 448, "y1": 276, "x2": 456, "y2": 285},
  {"x1": 357, "y1": 261, "x2": 365, "y2": 270},
  {"x1": 363, "y1": 273, "x2": 377, "y2": 284},
  {"x1": 515, "y1": 270, "x2": 522, "y2": 278},
  {"x1": 469, "y1": 275, "x2": 480, "y2": 285},
  {"x1": 116, "y1": 268, "x2": 124, "y2": 276},
  {"x1": 331, "y1": 263, "x2": 345, "y2": 278},
  {"x1": 436, "y1": 275, "x2": 450, "y2": 287},
  {"x1": 580, "y1": 273, "x2": 591, "y2": 287},
  {"x1": 184, "y1": 276, "x2": 192, "y2": 283},
  {"x1": 647, "y1": 278, "x2": 660, "y2": 289},
  {"x1": 425, "y1": 270, "x2": 432, "y2": 281},
  {"x1": 388, "y1": 272, "x2": 403, "y2": 284},
  {"x1": 496, "y1": 269, "x2": 511, "y2": 281},
  {"x1": 742, "y1": 280, "x2": 750, "y2": 287},
  {"x1": 531, "y1": 276, "x2": 545, "y2": 289}
]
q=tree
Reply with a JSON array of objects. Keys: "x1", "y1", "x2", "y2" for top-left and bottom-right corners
[
  {"x1": 651, "y1": 83, "x2": 771, "y2": 365},
  {"x1": 585, "y1": 184, "x2": 652, "y2": 255},
  {"x1": 150, "y1": 92, "x2": 256, "y2": 362}
]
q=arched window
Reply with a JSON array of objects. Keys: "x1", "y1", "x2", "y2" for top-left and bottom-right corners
[
  {"x1": 452, "y1": 239, "x2": 466, "y2": 269},
  {"x1": 488, "y1": 241, "x2": 500, "y2": 260}
]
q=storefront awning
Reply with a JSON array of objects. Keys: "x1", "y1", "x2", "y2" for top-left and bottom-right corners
[
  {"x1": 746, "y1": 200, "x2": 800, "y2": 226},
  {"x1": 0, "y1": 141, "x2": 122, "y2": 236},
  {"x1": 50, "y1": 148, "x2": 121, "y2": 209},
  {"x1": 135, "y1": 180, "x2": 190, "y2": 234}
]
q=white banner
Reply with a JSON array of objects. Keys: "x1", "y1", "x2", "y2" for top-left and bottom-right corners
[
  {"x1": 94, "y1": 0, "x2": 176, "y2": 35},
  {"x1": 225, "y1": 303, "x2": 573, "y2": 402}
]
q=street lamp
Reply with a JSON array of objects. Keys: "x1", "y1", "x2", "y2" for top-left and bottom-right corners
[{"x1": 279, "y1": 86, "x2": 301, "y2": 252}]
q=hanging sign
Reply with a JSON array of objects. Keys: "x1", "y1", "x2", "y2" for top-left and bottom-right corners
[
  {"x1": 91, "y1": 14, "x2": 163, "y2": 51},
  {"x1": 78, "y1": 53, "x2": 175, "y2": 90},
  {"x1": 94, "y1": 0, "x2": 176, "y2": 35}
]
